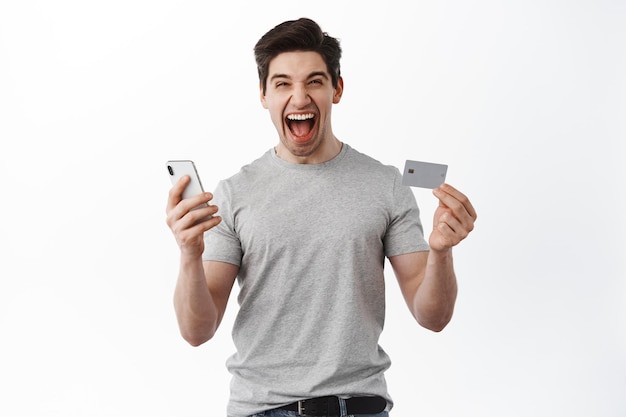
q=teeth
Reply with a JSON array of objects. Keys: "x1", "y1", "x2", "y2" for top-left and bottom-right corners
[{"x1": 287, "y1": 113, "x2": 315, "y2": 121}]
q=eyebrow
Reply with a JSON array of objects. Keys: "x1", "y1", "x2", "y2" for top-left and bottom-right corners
[{"x1": 269, "y1": 71, "x2": 330, "y2": 82}]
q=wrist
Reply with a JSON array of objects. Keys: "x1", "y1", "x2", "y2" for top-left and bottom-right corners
[
  {"x1": 179, "y1": 250, "x2": 204, "y2": 266},
  {"x1": 428, "y1": 246, "x2": 453, "y2": 260}
]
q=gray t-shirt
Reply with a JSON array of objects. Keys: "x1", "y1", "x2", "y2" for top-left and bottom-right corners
[{"x1": 203, "y1": 144, "x2": 429, "y2": 417}]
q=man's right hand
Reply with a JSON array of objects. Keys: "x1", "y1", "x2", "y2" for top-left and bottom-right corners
[{"x1": 165, "y1": 175, "x2": 222, "y2": 257}]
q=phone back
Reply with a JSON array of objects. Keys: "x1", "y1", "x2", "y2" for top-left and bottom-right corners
[{"x1": 166, "y1": 160, "x2": 205, "y2": 200}]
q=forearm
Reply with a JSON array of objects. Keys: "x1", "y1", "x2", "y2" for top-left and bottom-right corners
[
  {"x1": 173, "y1": 254, "x2": 219, "y2": 346},
  {"x1": 414, "y1": 248, "x2": 458, "y2": 332}
]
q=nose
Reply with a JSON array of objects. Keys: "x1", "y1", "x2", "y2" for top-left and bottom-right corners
[{"x1": 290, "y1": 83, "x2": 311, "y2": 108}]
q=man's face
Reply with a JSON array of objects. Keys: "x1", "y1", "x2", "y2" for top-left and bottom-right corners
[{"x1": 261, "y1": 51, "x2": 343, "y2": 163}]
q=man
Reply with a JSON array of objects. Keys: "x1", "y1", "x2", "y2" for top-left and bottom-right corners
[{"x1": 166, "y1": 18, "x2": 477, "y2": 417}]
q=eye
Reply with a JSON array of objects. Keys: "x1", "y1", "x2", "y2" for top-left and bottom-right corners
[
  {"x1": 275, "y1": 81, "x2": 289, "y2": 88},
  {"x1": 309, "y1": 79, "x2": 323, "y2": 85}
]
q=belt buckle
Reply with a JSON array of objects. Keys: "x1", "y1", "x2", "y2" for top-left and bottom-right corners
[
  {"x1": 297, "y1": 399, "x2": 306, "y2": 416},
  {"x1": 297, "y1": 397, "x2": 334, "y2": 416}
]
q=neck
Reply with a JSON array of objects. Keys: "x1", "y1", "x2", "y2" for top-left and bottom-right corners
[{"x1": 275, "y1": 137, "x2": 343, "y2": 164}]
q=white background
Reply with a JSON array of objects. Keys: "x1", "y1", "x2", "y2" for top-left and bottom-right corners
[{"x1": 1, "y1": 1, "x2": 625, "y2": 416}]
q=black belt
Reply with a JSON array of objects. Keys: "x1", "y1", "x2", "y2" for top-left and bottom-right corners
[{"x1": 276, "y1": 395, "x2": 386, "y2": 416}]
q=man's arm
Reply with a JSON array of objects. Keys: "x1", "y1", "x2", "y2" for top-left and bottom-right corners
[
  {"x1": 390, "y1": 250, "x2": 457, "y2": 332},
  {"x1": 173, "y1": 259, "x2": 238, "y2": 346},
  {"x1": 166, "y1": 175, "x2": 238, "y2": 346},
  {"x1": 390, "y1": 184, "x2": 476, "y2": 332}
]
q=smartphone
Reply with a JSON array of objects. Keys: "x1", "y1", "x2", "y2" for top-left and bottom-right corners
[{"x1": 166, "y1": 160, "x2": 211, "y2": 216}]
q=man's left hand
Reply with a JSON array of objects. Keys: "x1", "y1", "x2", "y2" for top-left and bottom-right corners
[{"x1": 429, "y1": 184, "x2": 477, "y2": 252}]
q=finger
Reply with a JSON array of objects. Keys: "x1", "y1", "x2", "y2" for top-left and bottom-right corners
[
  {"x1": 437, "y1": 211, "x2": 460, "y2": 233},
  {"x1": 434, "y1": 184, "x2": 477, "y2": 221},
  {"x1": 437, "y1": 211, "x2": 470, "y2": 241},
  {"x1": 430, "y1": 221, "x2": 457, "y2": 250},
  {"x1": 431, "y1": 217, "x2": 469, "y2": 250},
  {"x1": 169, "y1": 210, "x2": 221, "y2": 247},
  {"x1": 168, "y1": 191, "x2": 214, "y2": 224},
  {"x1": 433, "y1": 189, "x2": 470, "y2": 223},
  {"x1": 196, "y1": 214, "x2": 222, "y2": 231},
  {"x1": 166, "y1": 194, "x2": 215, "y2": 234},
  {"x1": 182, "y1": 204, "x2": 220, "y2": 228},
  {"x1": 178, "y1": 216, "x2": 223, "y2": 249},
  {"x1": 441, "y1": 183, "x2": 477, "y2": 220},
  {"x1": 166, "y1": 175, "x2": 191, "y2": 212},
  {"x1": 178, "y1": 192, "x2": 214, "y2": 214},
  {"x1": 432, "y1": 199, "x2": 475, "y2": 238},
  {"x1": 169, "y1": 199, "x2": 216, "y2": 233}
]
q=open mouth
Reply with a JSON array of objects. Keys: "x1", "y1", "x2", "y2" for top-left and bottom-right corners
[{"x1": 286, "y1": 113, "x2": 316, "y2": 142}]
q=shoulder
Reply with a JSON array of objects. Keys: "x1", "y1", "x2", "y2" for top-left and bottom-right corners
[
  {"x1": 218, "y1": 149, "x2": 274, "y2": 190},
  {"x1": 343, "y1": 144, "x2": 401, "y2": 180}
]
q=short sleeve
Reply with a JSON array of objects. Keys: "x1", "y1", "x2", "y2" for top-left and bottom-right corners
[
  {"x1": 202, "y1": 180, "x2": 243, "y2": 266},
  {"x1": 383, "y1": 168, "x2": 430, "y2": 257}
]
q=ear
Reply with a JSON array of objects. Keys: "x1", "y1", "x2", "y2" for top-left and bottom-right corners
[
  {"x1": 332, "y1": 76, "x2": 344, "y2": 104},
  {"x1": 260, "y1": 83, "x2": 268, "y2": 109}
]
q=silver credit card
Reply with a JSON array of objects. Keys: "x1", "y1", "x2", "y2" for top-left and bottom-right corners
[{"x1": 402, "y1": 160, "x2": 448, "y2": 189}]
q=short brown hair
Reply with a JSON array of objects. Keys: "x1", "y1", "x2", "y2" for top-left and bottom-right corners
[{"x1": 254, "y1": 18, "x2": 342, "y2": 94}]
